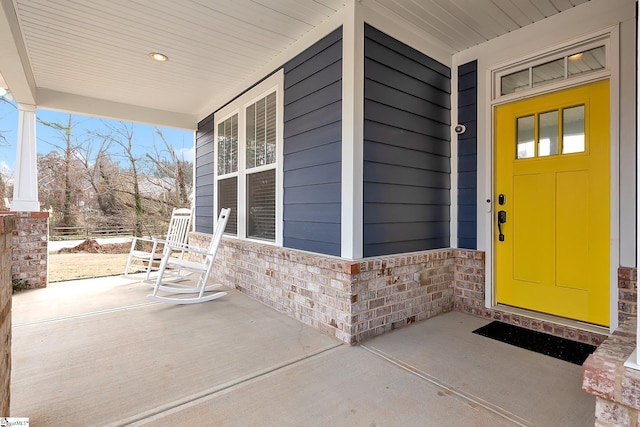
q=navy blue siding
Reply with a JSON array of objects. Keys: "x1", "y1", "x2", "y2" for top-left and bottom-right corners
[
  {"x1": 457, "y1": 60, "x2": 478, "y2": 249},
  {"x1": 195, "y1": 114, "x2": 214, "y2": 233},
  {"x1": 363, "y1": 24, "x2": 451, "y2": 257},
  {"x1": 283, "y1": 28, "x2": 342, "y2": 256}
]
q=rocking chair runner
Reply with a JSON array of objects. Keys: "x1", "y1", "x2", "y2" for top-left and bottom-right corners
[
  {"x1": 124, "y1": 207, "x2": 192, "y2": 281},
  {"x1": 147, "y1": 208, "x2": 230, "y2": 304}
]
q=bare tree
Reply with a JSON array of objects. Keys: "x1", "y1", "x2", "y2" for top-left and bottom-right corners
[
  {"x1": 146, "y1": 128, "x2": 192, "y2": 207},
  {"x1": 35, "y1": 114, "x2": 192, "y2": 239},
  {"x1": 38, "y1": 114, "x2": 87, "y2": 228},
  {"x1": 0, "y1": 97, "x2": 16, "y2": 146},
  {"x1": 100, "y1": 121, "x2": 145, "y2": 238},
  {"x1": 76, "y1": 134, "x2": 123, "y2": 216}
]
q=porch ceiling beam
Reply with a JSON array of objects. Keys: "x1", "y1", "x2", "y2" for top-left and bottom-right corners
[{"x1": 36, "y1": 89, "x2": 198, "y2": 131}]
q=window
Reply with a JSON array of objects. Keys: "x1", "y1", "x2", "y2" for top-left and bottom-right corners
[
  {"x1": 219, "y1": 113, "x2": 238, "y2": 234},
  {"x1": 247, "y1": 170, "x2": 275, "y2": 240},
  {"x1": 495, "y1": 38, "x2": 607, "y2": 99},
  {"x1": 217, "y1": 114, "x2": 239, "y2": 234},
  {"x1": 246, "y1": 92, "x2": 277, "y2": 240},
  {"x1": 246, "y1": 92, "x2": 276, "y2": 169},
  {"x1": 214, "y1": 71, "x2": 283, "y2": 244},
  {"x1": 218, "y1": 177, "x2": 238, "y2": 235},
  {"x1": 217, "y1": 114, "x2": 238, "y2": 175}
]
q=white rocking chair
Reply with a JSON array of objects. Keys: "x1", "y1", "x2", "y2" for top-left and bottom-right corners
[
  {"x1": 124, "y1": 207, "x2": 192, "y2": 281},
  {"x1": 147, "y1": 208, "x2": 230, "y2": 304}
]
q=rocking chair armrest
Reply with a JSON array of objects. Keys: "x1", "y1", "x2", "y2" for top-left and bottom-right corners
[
  {"x1": 149, "y1": 237, "x2": 188, "y2": 247},
  {"x1": 131, "y1": 236, "x2": 156, "y2": 244},
  {"x1": 163, "y1": 241, "x2": 211, "y2": 256}
]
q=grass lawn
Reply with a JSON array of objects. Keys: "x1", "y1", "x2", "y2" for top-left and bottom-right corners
[{"x1": 48, "y1": 252, "x2": 132, "y2": 282}]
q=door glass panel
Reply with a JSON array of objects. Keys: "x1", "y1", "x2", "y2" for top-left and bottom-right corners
[
  {"x1": 562, "y1": 105, "x2": 585, "y2": 154},
  {"x1": 568, "y1": 46, "x2": 605, "y2": 78},
  {"x1": 516, "y1": 115, "x2": 535, "y2": 159},
  {"x1": 538, "y1": 111, "x2": 559, "y2": 156},
  {"x1": 501, "y1": 69, "x2": 529, "y2": 95},
  {"x1": 532, "y1": 58, "x2": 564, "y2": 88}
]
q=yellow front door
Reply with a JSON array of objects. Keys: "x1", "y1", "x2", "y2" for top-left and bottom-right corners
[{"x1": 495, "y1": 80, "x2": 610, "y2": 326}]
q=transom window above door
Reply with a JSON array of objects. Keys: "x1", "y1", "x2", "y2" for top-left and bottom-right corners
[
  {"x1": 516, "y1": 105, "x2": 585, "y2": 159},
  {"x1": 493, "y1": 35, "x2": 609, "y2": 100},
  {"x1": 501, "y1": 46, "x2": 605, "y2": 96}
]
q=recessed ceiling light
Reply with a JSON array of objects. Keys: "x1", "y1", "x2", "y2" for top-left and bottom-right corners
[
  {"x1": 568, "y1": 52, "x2": 583, "y2": 61},
  {"x1": 149, "y1": 52, "x2": 168, "y2": 62}
]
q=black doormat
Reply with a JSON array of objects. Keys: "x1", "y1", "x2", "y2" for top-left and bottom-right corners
[{"x1": 472, "y1": 321, "x2": 597, "y2": 365}]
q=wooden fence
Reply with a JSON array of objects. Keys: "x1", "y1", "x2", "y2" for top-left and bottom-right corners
[{"x1": 49, "y1": 226, "x2": 135, "y2": 240}]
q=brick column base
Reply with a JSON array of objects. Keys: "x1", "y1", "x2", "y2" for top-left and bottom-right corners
[
  {"x1": 583, "y1": 318, "x2": 640, "y2": 425},
  {"x1": 10, "y1": 211, "x2": 49, "y2": 289}
]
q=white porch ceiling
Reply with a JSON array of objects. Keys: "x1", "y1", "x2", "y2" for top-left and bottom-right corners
[{"x1": 0, "y1": 0, "x2": 590, "y2": 129}]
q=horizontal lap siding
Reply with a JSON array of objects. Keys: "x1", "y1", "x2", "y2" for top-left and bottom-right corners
[
  {"x1": 283, "y1": 28, "x2": 342, "y2": 256},
  {"x1": 195, "y1": 114, "x2": 214, "y2": 233},
  {"x1": 363, "y1": 24, "x2": 451, "y2": 257},
  {"x1": 457, "y1": 61, "x2": 477, "y2": 249}
]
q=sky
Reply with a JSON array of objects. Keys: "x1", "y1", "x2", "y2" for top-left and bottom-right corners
[{"x1": 0, "y1": 98, "x2": 195, "y2": 176}]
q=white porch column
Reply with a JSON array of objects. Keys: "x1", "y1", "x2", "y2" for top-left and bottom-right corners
[
  {"x1": 11, "y1": 103, "x2": 39, "y2": 211},
  {"x1": 625, "y1": 2, "x2": 640, "y2": 370},
  {"x1": 341, "y1": 1, "x2": 364, "y2": 259}
]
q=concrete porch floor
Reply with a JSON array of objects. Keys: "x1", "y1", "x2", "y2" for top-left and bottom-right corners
[{"x1": 10, "y1": 276, "x2": 595, "y2": 426}]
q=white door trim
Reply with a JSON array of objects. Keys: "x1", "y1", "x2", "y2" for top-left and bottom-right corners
[{"x1": 484, "y1": 26, "x2": 620, "y2": 331}]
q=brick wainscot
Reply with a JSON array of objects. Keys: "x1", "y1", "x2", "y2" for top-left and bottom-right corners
[{"x1": 190, "y1": 233, "x2": 608, "y2": 346}]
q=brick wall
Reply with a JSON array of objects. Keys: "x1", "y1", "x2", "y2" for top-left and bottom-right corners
[
  {"x1": 190, "y1": 233, "x2": 455, "y2": 344},
  {"x1": 10, "y1": 211, "x2": 49, "y2": 289},
  {"x1": 0, "y1": 214, "x2": 15, "y2": 416},
  {"x1": 453, "y1": 249, "x2": 485, "y2": 314},
  {"x1": 190, "y1": 232, "x2": 613, "y2": 346},
  {"x1": 581, "y1": 271, "x2": 640, "y2": 426},
  {"x1": 583, "y1": 318, "x2": 639, "y2": 426},
  {"x1": 619, "y1": 267, "x2": 637, "y2": 323},
  {"x1": 350, "y1": 250, "x2": 454, "y2": 343}
]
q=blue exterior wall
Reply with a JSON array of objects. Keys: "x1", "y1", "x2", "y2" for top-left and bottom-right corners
[
  {"x1": 282, "y1": 28, "x2": 343, "y2": 256},
  {"x1": 196, "y1": 28, "x2": 343, "y2": 253},
  {"x1": 195, "y1": 113, "x2": 214, "y2": 234},
  {"x1": 457, "y1": 60, "x2": 477, "y2": 249},
  {"x1": 363, "y1": 24, "x2": 451, "y2": 257},
  {"x1": 197, "y1": 25, "x2": 459, "y2": 258}
]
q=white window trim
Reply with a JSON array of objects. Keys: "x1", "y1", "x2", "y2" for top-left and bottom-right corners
[{"x1": 213, "y1": 69, "x2": 284, "y2": 246}]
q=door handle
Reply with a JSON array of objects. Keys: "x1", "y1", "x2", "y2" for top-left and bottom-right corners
[{"x1": 497, "y1": 210, "x2": 507, "y2": 242}]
